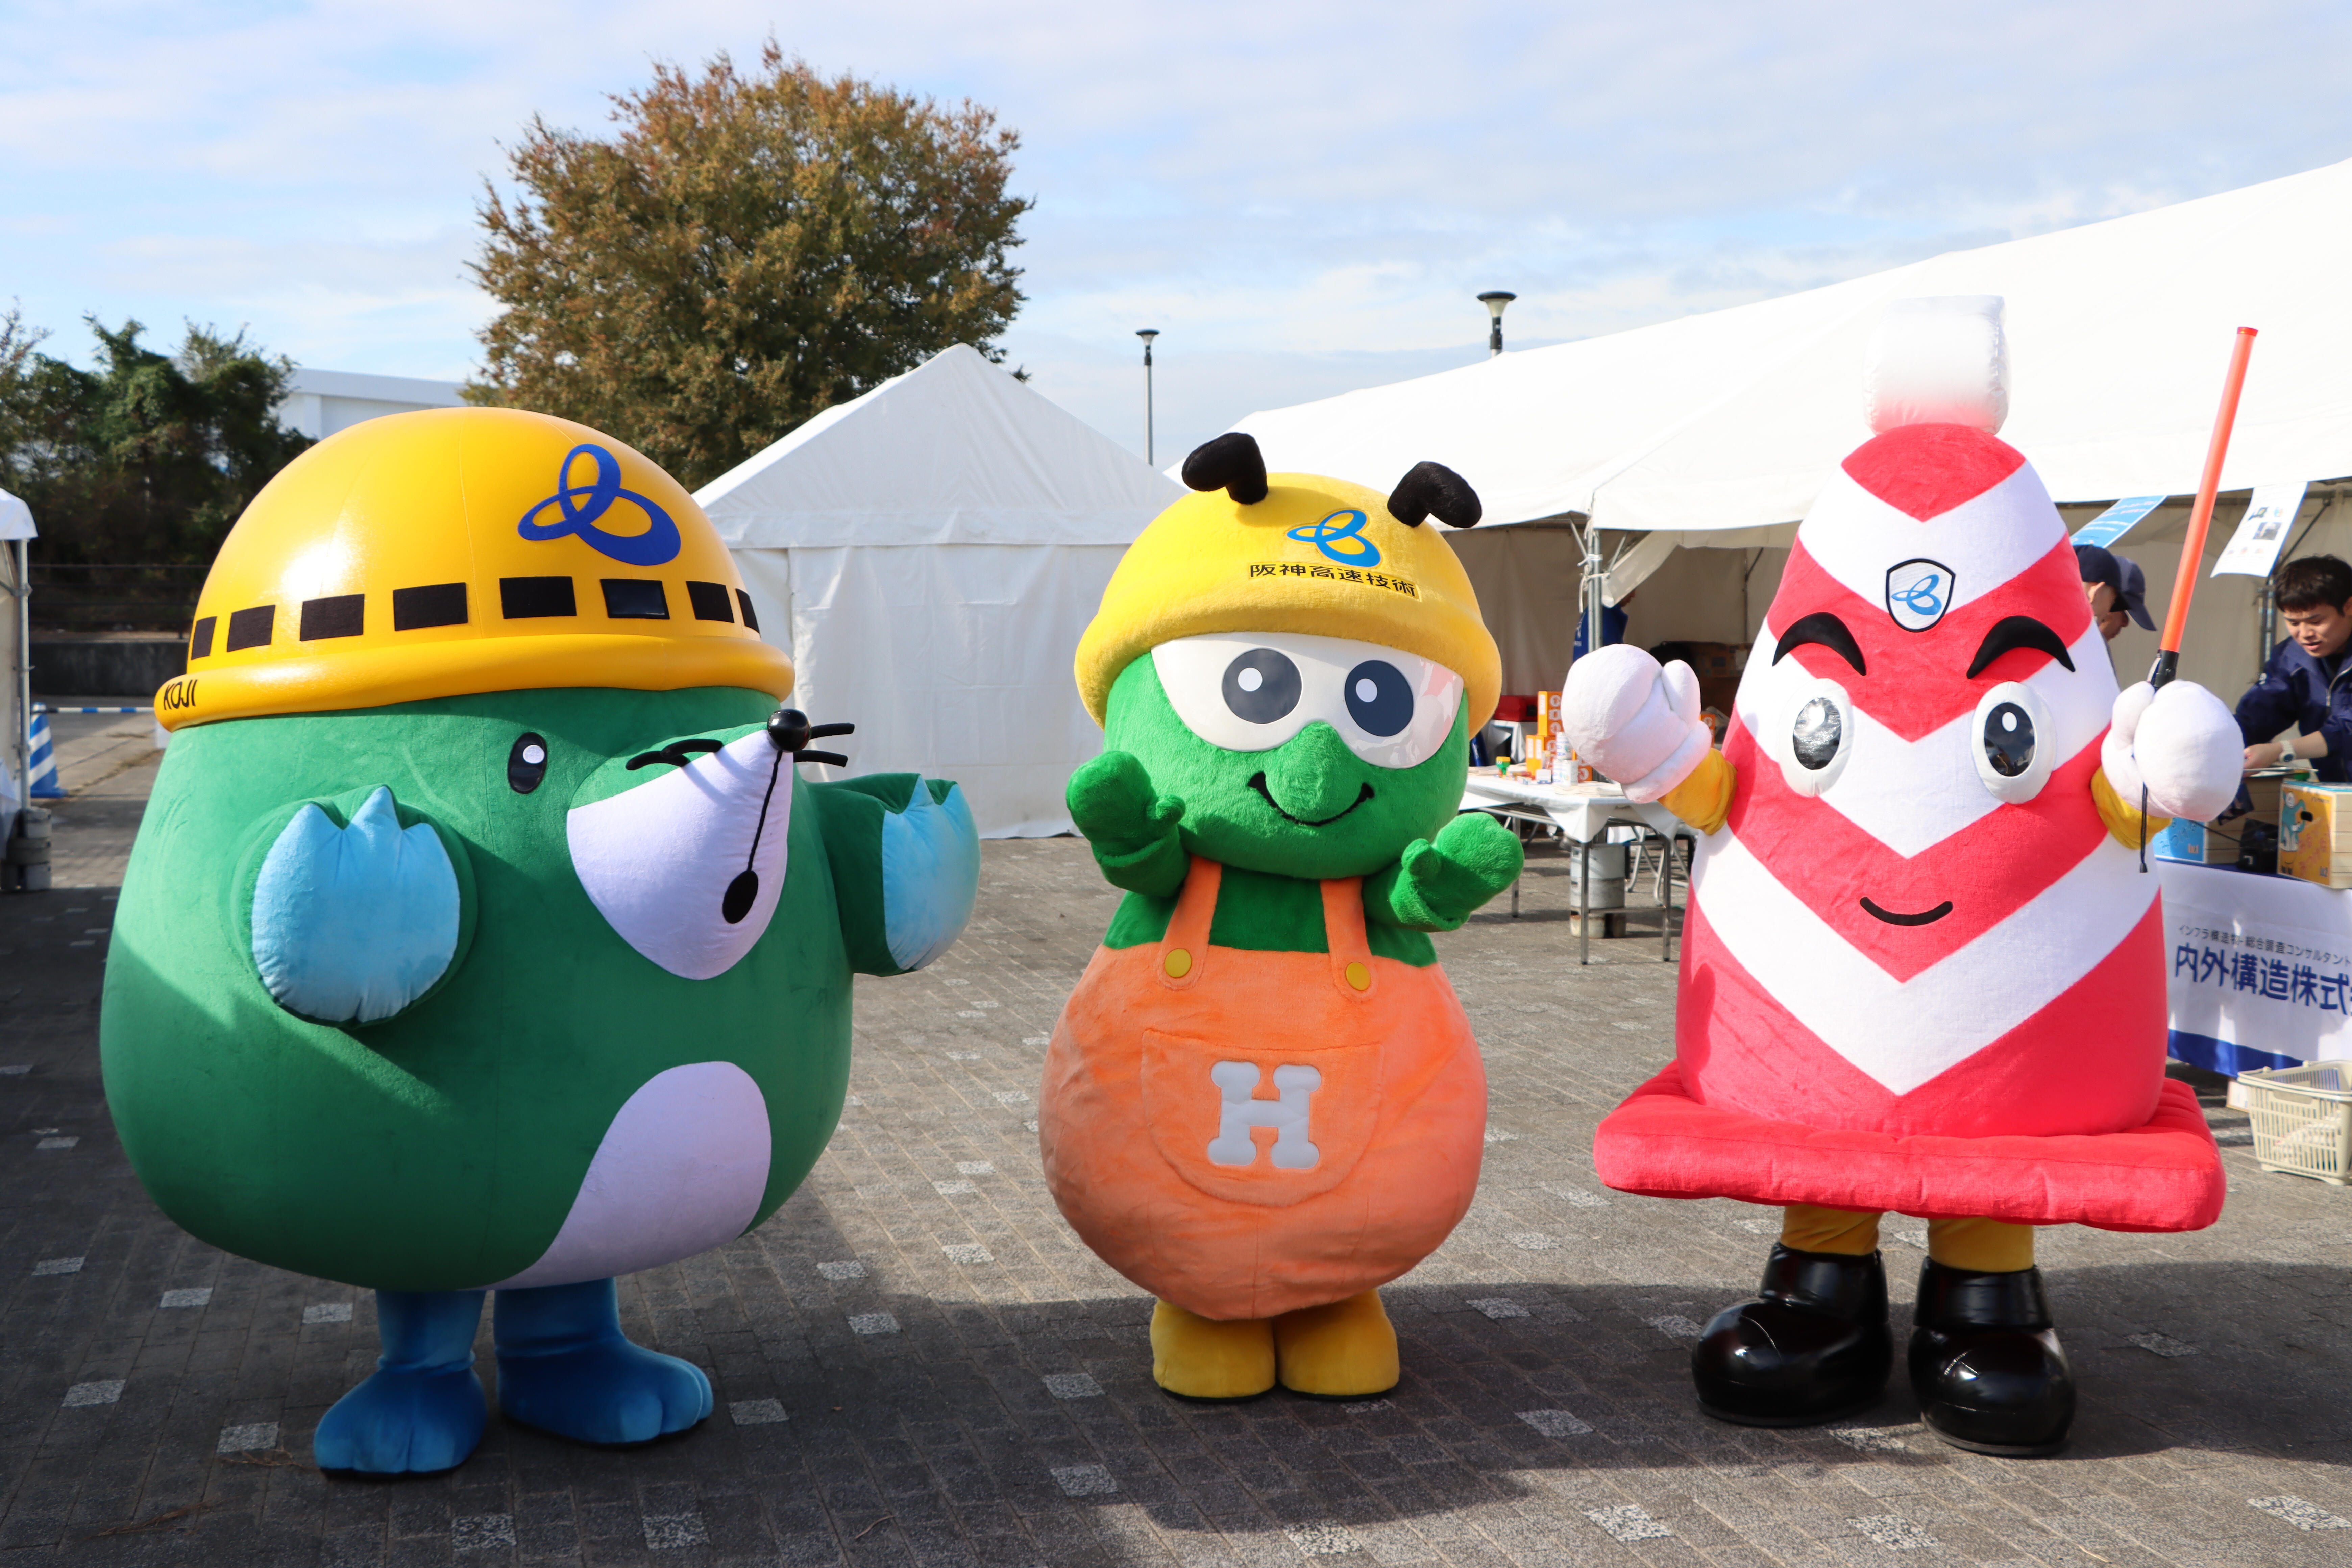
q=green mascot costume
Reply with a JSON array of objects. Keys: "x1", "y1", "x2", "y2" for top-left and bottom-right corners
[
  {"x1": 1037, "y1": 434, "x2": 1523, "y2": 1401},
  {"x1": 102, "y1": 408, "x2": 980, "y2": 1474}
]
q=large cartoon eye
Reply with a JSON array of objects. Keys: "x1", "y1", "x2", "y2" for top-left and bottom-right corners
[
  {"x1": 1791, "y1": 699, "x2": 1841, "y2": 769},
  {"x1": 1983, "y1": 703, "x2": 2033, "y2": 775},
  {"x1": 567, "y1": 727, "x2": 790, "y2": 979},
  {"x1": 1971, "y1": 681, "x2": 2053, "y2": 802},
  {"x1": 1772, "y1": 676, "x2": 1854, "y2": 797},
  {"x1": 1151, "y1": 631, "x2": 1462, "y2": 767},
  {"x1": 508, "y1": 732, "x2": 548, "y2": 794},
  {"x1": 1345, "y1": 660, "x2": 1414, "y2": 737},
  {"x1": 1222, "y1": 648, "x2": 1301, "y2": 724}
]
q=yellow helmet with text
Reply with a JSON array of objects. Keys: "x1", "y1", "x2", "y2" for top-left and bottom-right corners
[
  {"x1": 157, "y1": 407, "x2": 791, "y2": 729},
  {"x1": 1074, "y1": 433, "x2": 1499, "y2": 728}
]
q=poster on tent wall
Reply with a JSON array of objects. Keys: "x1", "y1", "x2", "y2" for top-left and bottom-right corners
[
  {"x1": 2070, "y1": 495, "x2": 2169, "y2": 548},
  {"x1": 2211, "y1": 481, "x2": 2310, "y2": 579},
  {"x1": 2159, "y1": 859, "x2": 2352, "y2": 1075}
]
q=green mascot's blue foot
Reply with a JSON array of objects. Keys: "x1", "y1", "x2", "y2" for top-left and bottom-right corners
[
  {"x1": 313, "y1": 1289, "x2": 488, "y2": 1476},
  {"x1": 492, "y1": 1278, "x2": 712, "y2": 1445}
]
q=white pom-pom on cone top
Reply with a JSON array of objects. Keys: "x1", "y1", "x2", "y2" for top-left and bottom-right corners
[{"x1": 1863, "y1": 296, "x2": 2009, "y2": 435}]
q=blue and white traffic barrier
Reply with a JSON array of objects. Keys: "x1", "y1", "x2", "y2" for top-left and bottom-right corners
[
  {"x1": 26, "y1": 714, "x2": 61, "y2": 799},
  {"x1": 32, "y1": 705, "x2": 152, "y2": 714}
]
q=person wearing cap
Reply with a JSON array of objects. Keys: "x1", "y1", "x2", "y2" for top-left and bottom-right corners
[
  {"x1": 2235, "y1": 554, "x2": 2352, "y2": 783},
  {"x1": 1038, "y1": 433, "x2": 1522, "y2": 1403},
  {"x1": 2074, "y1": 543, "x2": 2154, "y2": 644},
  {"x1": 102, "y1": 407, "x2": 980, "y2": 1475}
]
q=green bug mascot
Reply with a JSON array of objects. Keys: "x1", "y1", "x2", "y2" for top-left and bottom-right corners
[
  {"x1": 102, "y1": 408, "x2": 980, "y2": 1474},
  {"x1": 1038, "y1": 434, "x2": 1523, "y2": 1401}
]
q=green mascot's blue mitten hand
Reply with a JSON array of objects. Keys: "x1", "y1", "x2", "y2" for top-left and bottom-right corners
[
  {"x1": 1068, "y1": 749, "x2": 1186, "y2": 896},
  {"x1": 1367, "y1": 811, "x2": 1524, "y2": 931},
  {"x1": 810, "y1": 774, "x2": 979, "y2": 976},
  {"x1": 248, "y1": 787, "x2": 468, "y2": 1024}
]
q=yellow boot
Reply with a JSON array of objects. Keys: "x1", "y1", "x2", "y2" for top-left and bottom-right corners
[
  {"x1": 1272, "y1": 1291, "x2": 1400, "y2": 1398},
  {"x1": 1151, "y1": 1301, "x2": 1276, "y2": 1400}
]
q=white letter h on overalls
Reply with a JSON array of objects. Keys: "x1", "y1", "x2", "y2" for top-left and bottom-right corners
[{"x1": 1206, "y1": 1061, "x2": 1322, "y2": 1169}]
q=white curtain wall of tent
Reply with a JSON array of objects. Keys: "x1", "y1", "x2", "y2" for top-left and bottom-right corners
[
  {"x1": 697, "y1": 345, "x2": 1182, "y2": 838},
  {"x1": 0, "y1": 488, "x2": 31, "y2": 823},
  {"x1": 1232, "y1": 157, "x2": 2352, "y2": 709}
]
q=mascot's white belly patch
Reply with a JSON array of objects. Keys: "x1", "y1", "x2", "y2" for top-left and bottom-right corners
[{"x1": 488, "y1": 1061, "x2": 771, "y2": 1290}]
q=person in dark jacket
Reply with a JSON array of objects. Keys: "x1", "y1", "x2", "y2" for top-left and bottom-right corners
[{"x1": 2237, "y1": 554, "x2": 2352, "y2": 784}]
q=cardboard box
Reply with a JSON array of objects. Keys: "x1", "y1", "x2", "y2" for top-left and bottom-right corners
[
  {"x1": 2281, "y1": 781, "x2": 2352, "y2": 888},
  {"x1": 2151, "y1": 817, "x2": 2242, "y2": 866},
  {"x1": 1668, "y1": 641, "x2": 1740, "y2": 679},
  {"x1": 2151, "y1": 819, "x2": 2208, "y2": 863}
]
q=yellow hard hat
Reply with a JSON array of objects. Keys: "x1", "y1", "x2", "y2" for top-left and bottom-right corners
[
  {"x1": 1075, "y1": 436, "x2": 1500, "y2": 729},
  {"x1": 156, "y1": 407, "x2": 792, "y2": 730}
]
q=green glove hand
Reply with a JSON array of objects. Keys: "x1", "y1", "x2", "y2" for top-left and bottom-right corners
[
  {"x1": 1068, "y1": 752, "x2": 1187, "y2": 895},
  {"x1": 1383, "y1": 812, "x2": 1524, "y2": 929},
  {"x1": 1068, "y1": 750, "x2": 1183, "y2": 852}
]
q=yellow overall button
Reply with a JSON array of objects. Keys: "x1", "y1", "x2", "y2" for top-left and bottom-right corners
[
  {"x1": 1164, "y1": 948, "x2": 1192, "y2": 979},
  {"x1": 1344, "y1": 961, "x2": 1371, "y2": 991}
]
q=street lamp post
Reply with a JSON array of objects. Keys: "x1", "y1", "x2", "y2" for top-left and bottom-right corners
[
  {"x1": 1136, "y1": 329, "x2": 1161, "y2": 465},
  {"x1": 1477, "y1": 291, "x2": 1517, "y2": 358}
]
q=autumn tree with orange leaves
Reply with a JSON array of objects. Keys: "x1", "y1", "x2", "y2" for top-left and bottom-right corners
[{"x1": 468, "y1": 44, "x2": 1031, "y2": 487}]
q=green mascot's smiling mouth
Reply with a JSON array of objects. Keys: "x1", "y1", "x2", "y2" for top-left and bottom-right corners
[{"x1": 1249, "y1": 771, "x2": 1375, "y2": 827}]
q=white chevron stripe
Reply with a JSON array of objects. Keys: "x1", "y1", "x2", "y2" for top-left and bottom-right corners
[
  {"x1": 1798, "y1": 462, "x2": 2066, "y2": 618},
  {"x1": 1733, "y1": 621, "x2": 2116, "y2": 858},
  {"x1": 1690, "y1": 826, "x2": 2154, "y2": 1094}
]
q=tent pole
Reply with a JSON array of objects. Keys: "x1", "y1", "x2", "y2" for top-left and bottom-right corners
[
  {"x1": 1581, "y1": 522, "x2": 1603, "y2": 669},
  {"x1": 11, "y1": 539, "x2": 27, "y2": 829}
]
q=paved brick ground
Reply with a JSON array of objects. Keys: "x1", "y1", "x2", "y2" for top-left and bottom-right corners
[{"x1": 4, "y1": 770, "x2": 2351, "y2": 1566}]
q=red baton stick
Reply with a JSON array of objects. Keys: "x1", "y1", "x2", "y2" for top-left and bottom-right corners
[{"x1": 2151, "y1": 326, "x2": 2258, "y2": 689}]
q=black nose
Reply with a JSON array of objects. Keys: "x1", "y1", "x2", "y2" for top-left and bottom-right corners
[
  {"x1": 766, "y1": 709, "x2": 811, "y2": 754},
  {"x1": 766, "y1": 708, "x2": 856, "y2": 766}
]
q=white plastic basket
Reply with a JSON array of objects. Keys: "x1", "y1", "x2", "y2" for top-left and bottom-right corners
[{"x1": 2230, "y1": 1061, "x2": 2352, "y2": 1185}]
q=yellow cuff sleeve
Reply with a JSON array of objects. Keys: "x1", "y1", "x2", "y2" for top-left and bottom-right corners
[
  {"x1": 1659, "y1": 749, "x2": 1734, "y2": 835},
  {"x1": 2091, "y1": 767, "x2": 2171, "y2": 849}
]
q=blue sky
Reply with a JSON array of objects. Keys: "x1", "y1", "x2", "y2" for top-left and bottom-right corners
[{"x1": 4, "y1": 0, "x2": 2349, "y2": 464}]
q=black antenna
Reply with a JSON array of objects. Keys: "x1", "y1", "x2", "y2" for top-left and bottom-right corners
[
  {"x1": 1388, "y1": 461, "x2": 1481, "y2": 528},
  {"x1": 1181, "y1": 433, "x2": 1270, "y2": 505}
]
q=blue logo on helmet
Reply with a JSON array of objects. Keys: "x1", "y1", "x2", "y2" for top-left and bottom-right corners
[
  {"x1": 1289, "y1": 509, "x2": 1381, "y2": 567},
  {"x1": 518, "y1": 444, "x2": 682, "y2": 567}
]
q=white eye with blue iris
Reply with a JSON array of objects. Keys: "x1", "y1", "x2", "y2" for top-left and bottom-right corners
[{"x1": 1151, "y1": 631, "x2": 1463, "y2": 769}]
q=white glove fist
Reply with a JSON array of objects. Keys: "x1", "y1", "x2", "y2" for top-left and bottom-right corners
[
  {"x1": 1560, "y1": 644, "x2": 1713, "y2": 803},
  {"x1": 2102, "y1": 680, "x2": 2241, "y2": 823}
]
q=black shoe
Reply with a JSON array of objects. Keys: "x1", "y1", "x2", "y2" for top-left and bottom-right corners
[
  {"x1": 1909, "y1": 1259, "x2": 2075, "y2": 1457},
  {"x1": 1693, "y1": 1244, "x2": 1892, "y2": 1427}
]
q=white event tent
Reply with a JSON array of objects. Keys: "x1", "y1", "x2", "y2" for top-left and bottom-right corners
[
  {"x1": 698, "y1": 345, "x2": 1183, "y2": 837},
  {"x1": 1230, "y1": 157, "x2": 2352, "y2": 703}
]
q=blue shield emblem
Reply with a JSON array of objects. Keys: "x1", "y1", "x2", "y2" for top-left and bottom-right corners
[{"x1": 1884, "y1": 557, "x2": 1953, "y2": 633}]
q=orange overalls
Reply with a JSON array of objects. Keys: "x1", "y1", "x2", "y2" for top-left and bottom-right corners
[{"x1": 1038, "y1": 856, "x2": 1486, "y2": 1323}]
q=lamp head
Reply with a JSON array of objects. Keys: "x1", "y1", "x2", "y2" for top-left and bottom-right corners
[
  {"x1": 1476, "y1": 291, "x2": 1516, "y2": 323},
  {"x1": 1136, "y1": 328, "x2": 1161, "y2": 346}
]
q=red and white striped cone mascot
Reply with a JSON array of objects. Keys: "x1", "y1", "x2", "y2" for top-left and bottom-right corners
[{"x1": 1561, "y1": 296, "x2": 2241, "y2": 1456}]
